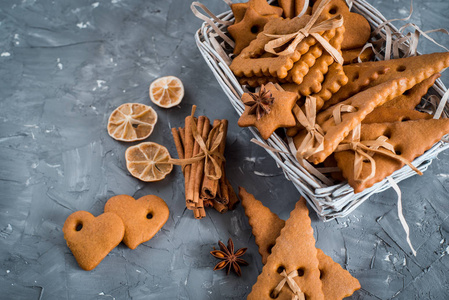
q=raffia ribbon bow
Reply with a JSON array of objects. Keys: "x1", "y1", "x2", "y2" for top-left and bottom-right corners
[
  {"x1": 272, "y1": 270, "x2": 305, "y2": 300},
  {"x1": 264, "y1": 0, "x2": 344, "y2": 65},
  {"x1": 169, "y1": 108, "x2": 225, "y2": 181},
  {"x1": 294, "y1": 96, "x2": 325, "y2": 160},
  {"x1": 335, "y1": 124, "x2": 422, "y2": 182}
]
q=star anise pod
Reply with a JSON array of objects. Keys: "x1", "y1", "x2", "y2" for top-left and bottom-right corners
[
  {"x1": 244, "y1": 85, "x2": 275, "y2": 120},
  {"x1": 210, "y1": 238, "x2": 249, "y2": 276}
]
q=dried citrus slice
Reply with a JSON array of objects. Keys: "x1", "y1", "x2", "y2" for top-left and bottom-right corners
[
  {"x1": 125, "y1": 142, "x2": 173, "y2": 182},
  {"x1": 149, "y1": 76, "x2": 184, "y2": 108},
  {"x1": 108, "y1": 103, "x2": 157, "y2": 142}
]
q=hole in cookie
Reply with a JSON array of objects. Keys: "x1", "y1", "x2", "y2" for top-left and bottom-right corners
[
  {"x1": 267, "y1": 244, "x2": 275, "y2": 254},
  {"x1": 396, "y1": 65, "x2": 406, "y2": 72},
  {"x1": 277, "y1": 266, "x2": 285, "y2": 274},
  {"x1": 251, "y1": 25, "x2": 260, "y2": 34},
  {"x1": 395, "y1": 146, "x2": 402, "y2": 155},
  {"x1": 319, "y1": 269, "x2": 324, "y2": 279},
  {"x1": 270, "y1": 289, "x2": 279, "y2": 299},
  {"x1": 297, "y1": 267, "x2": 305, "y2": 276},
  {"x1": 146, "y1": 212, "x2": 153, "y2": 219},
  {"x1": 352, "y1": 72, "x2": 360, "y2": 81},
  {"x1": 75, "y1": 222, "x2": 83, "y2": 231},
  {"x1": 383, "y1": 128, "x2": 392, "y2": 139},
  {"x1": 401, "y1": 117, "x2": 410, "y2": 122},
  {"x1": 329, "y1": 7, "x2": 338, "y2": 14}
]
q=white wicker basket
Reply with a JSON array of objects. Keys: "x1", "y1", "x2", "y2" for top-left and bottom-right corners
[{"x1": 194, "y1": 0, "x2": 449, "y2": 221}]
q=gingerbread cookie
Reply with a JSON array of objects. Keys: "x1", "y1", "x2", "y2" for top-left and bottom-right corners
[
  {"x1": 362, "y1": 107, "x2": 431, "y2": 124},
  {"x1": 279, "y1": 0, "x2": 308, "y2": 18},
  {"x1": 282, "y1": 61, "x2": 348, "y2": 131},
  {"x1": 231, "y1": 0, "x2": 283, "y2": 24},
  {"x1": 313, "y1": 0, "x2": 371, "y2": 50},
  {"x1": 230, "y1": 16, "x2": 321, "y2": 78},
  {"x1": 323, "y1": 52, "x2": 449, "y2": 110},
  {"x1": 284, "y1": 23, "x2": 344, "y2": 85},
  {"x1": 239, "y1": 75, "x2": 276, "y2": 88},
  {"x1": 381, "y1": 73, "x2": 440, "y2": 110},
  {"x1": 312, "y1": 62, "x2": 348, "y2": 108},
  {"x1": 342, "y1": 47, "x2": 375, "y2": 65},
  {"x1": 335, "y1": 119, "x2": 449, "y2": 193},
  {"x1": 228, "y1": 7, "x2": 278, "y2": 55},
  {"x1": 63, "y1": 211, "x2": 125, "y2": 271},
  {"x1": 248, "y1": 198, "x2": 324, "y2": 299},
  {"x1": 295, "y1": 78, "x2": 410, "y2": 164},
  {"x1": 238, "y1": 83, "x2": 298, "y2": 139},
  {"x1": 104, "y1": 195, "x2": 169, "y2": 250},
  {"x1": 239, "y1": 188, "x2": 360, "y2": 299}
]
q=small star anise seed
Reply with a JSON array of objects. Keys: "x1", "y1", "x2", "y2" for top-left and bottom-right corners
[
  {"x1": 244, "y1": 85, "x2": 275, "y2": 120},
  {"x1": 210, "y1": 238, "x2": 249, "y2": 276}
]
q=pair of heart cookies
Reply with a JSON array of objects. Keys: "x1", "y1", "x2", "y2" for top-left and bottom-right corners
[{"x1": 63, "y1": 195, "x2": 169, "y2": 271}]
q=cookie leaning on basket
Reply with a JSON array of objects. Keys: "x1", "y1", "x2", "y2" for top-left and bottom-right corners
[
  {"x1": 242, "y1": 191, "x2": 358, "y2": 300},
  {"x1": 239, "y1": 187, "x2": 361, "y2": 299}
]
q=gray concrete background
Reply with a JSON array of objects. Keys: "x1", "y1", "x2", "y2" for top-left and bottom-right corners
[{"x1": 1, "y1": 0, "x2": 449, "y2": 299}]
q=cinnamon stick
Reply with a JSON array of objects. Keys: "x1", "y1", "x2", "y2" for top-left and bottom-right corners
[
  {"x1": 194, "y1": 201, "x2": 206, "y2": 219},
  {"x1": 218, "y1": 164, "x2": 229, "y2": 205},
  {"x1": 187, "y1": 116, "x2": 206, "y2": 203},
  {"x1": 179, "y1": 127, "x2": 186, "y2": 150},
  {"x1": 212, "y1": 199, "x2": 228, "y2": 214},
  {"x1": 203, "y1": 198, "x2": 214, "y2": 208},
  {"x1": 171, "y1": 128, "x2": 184, "y2": 160},
  {"x1": 184, "y1": 114, "x2": 195, "y2": 204},
  {"x1": 193, "y1": 117, "x2": 211, "y2": 203}
]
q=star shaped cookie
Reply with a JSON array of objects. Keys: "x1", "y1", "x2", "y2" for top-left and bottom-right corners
[
  {"x1": 231, "y1": 0, "x2": 283, "y2": 23},
  {"x1": 228, "y1": 7, "x2": 278, "y2": 55},
  {"x1": 238, "y1": 83, "x2": 298, "y2": 140}
]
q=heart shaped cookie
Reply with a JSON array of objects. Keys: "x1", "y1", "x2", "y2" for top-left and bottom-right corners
[
  {"x1": 63, "y1": 211, "x2": 125, "y2": 271},
  {"x1": 104, "y1": 195, "x2": 169, "y2": 250}
]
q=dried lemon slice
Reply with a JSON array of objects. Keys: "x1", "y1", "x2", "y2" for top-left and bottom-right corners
[
  {"x1": 125, "y1": 142, "x2": 173, "y2": 182},
  {"x1": 108, "y1": 103, "x2": 157, "y2": 142},
  {"x1": 149, "y1": 76, "x2": 184, "y2": 108}
]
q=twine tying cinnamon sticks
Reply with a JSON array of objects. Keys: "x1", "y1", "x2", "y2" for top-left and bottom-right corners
[
  {"x1": 264, "y1": 0, "x2": 344, "y2": 65},
  {"x1": 171, "y1": 106, "x2": 239, "y2": 219},
  {"x1": 272, "y1": 270, "x2": 305, "y2": 300},
  {"x1": 335, "y1": 124, "x2": 422, "y2": 183}
]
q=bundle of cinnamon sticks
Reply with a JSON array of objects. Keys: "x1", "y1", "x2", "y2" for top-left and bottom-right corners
[{"x1": 171, "y1": 106, "x2": 239, "y2": 219}]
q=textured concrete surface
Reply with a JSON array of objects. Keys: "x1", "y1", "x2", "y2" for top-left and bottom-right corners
[{"x1": 1, "y1": 0, "x2": 449, "y2": 299}]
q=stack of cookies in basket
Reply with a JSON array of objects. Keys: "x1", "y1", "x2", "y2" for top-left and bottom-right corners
[
  {"x1": 227, "y1": 0, "x2": 449, "y2": 193},
  {"x1": 239, "y1": 187, "x2": 361, "y2": 299}
]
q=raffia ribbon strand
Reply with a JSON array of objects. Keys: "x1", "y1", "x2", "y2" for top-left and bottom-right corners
[
  {"x1": 332, "y1": 104, "x2": 357, "y2": 124},
  {"x1": 294, "y1": 96, "x2": 325, "y2": 160},
  {"x1": 335, "y1": 124, "x2": 422, "y2": 183},
  {"x1": 387, "y1": 176, "x2": 417, "y2": 256},
  {"x1": 273, "y1": 270, "x2": 305, "y2": 300},
  {"x1": 191, "y1": 2, "x2": 235, "y2": 48},
  {"x1": 264, "y1": 0, "x2": 344, "y2": 65}
]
